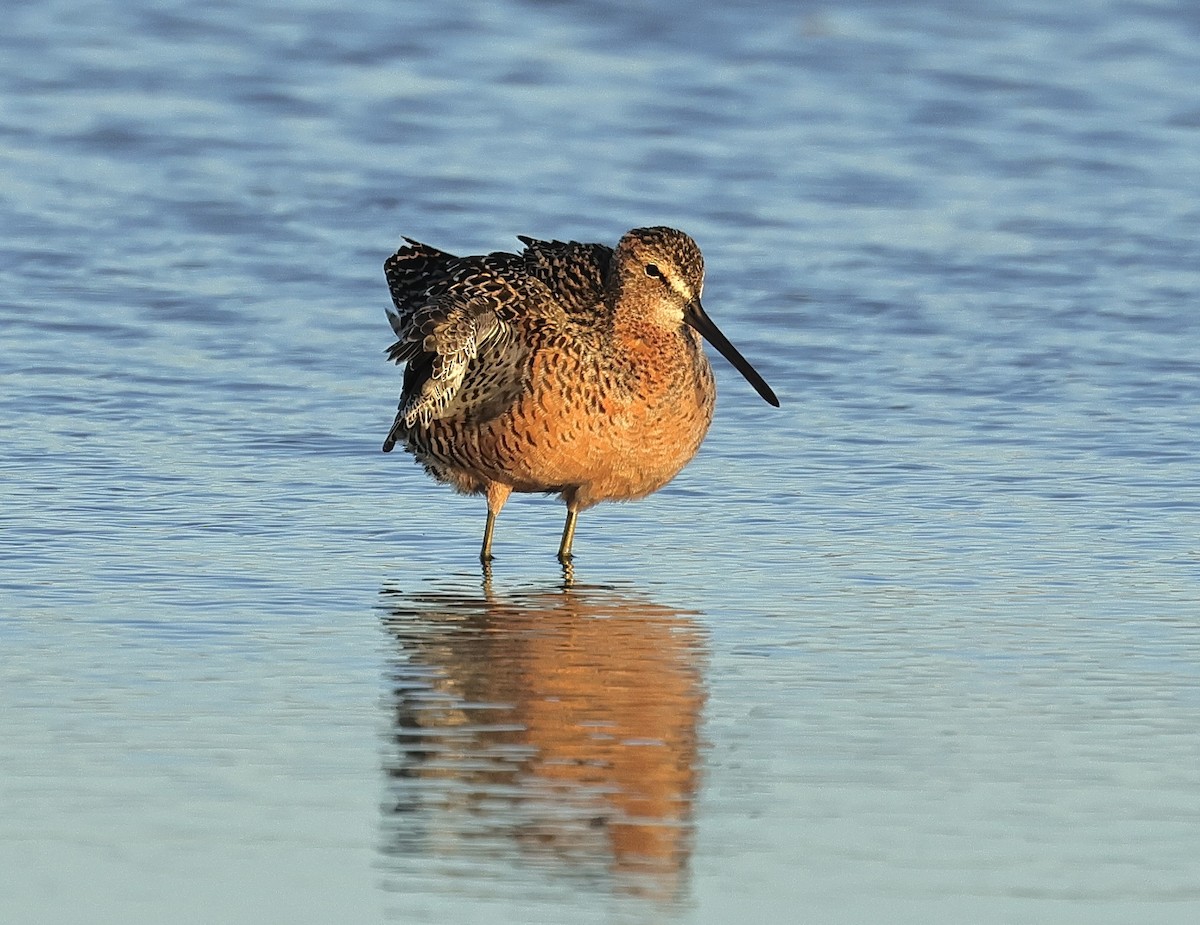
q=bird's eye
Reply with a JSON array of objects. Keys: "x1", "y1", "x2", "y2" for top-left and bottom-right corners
[{"x1": 644, "y1": 264, "x2": 662, "y2": 278}]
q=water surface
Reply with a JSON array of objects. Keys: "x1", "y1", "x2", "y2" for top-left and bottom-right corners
[{"x1": 3, "y1": 0, "x2": 1199, "y2": 922}]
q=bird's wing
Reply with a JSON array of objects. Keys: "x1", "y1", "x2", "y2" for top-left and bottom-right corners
[
  {"x1": 382, "y1": 244, "x2": 565, "y2": 449},
  {"x1": 385, "y1": 286, "x2": 511, "y2": 432}
]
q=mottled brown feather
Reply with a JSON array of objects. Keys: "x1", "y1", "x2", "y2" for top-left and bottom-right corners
[{"x1": 380, "y1": 226, "x2": 775, "y2": 561}]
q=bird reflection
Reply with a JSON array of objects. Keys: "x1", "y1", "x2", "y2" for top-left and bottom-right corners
[{"x1": 378, "y1": 580, "x2": 707, "y2": 901}]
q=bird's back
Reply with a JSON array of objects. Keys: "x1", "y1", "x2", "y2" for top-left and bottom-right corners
[
  {"x1": 516, "y1": 237, "x2": 613, "y2": 317},
  {"x1": 384, "y1": 236, "x2": 612, "y2": 337}
]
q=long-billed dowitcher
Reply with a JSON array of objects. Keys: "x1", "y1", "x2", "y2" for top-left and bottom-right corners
[{"x1": 381, "y1": 226, "x2": 778, "y2": 563}]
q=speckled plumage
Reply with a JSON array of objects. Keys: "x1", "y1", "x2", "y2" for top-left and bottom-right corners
[{"x1": 381, "y1": 226, "x2": 779, "y2": 563}]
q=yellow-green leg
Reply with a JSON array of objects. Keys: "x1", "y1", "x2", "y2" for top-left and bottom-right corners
[
  {"x1": 480, "y1": 509, "x2": 498, "y2": 563},
  {"x1": 481, "y1": 483, "x2": 511, "y2": 563},
  {"x1": 557, "y1": 507, "x2": 579, "y2": 563}
]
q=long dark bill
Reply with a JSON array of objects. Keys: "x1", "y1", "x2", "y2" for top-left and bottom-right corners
[{"x1": 685, "y1": 300, "x2": 780, "y2": 407}]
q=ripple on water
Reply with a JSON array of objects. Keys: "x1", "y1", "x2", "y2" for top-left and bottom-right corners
[{"x1": 3, "y1": 0, "x2": 1200, "y2": 922}]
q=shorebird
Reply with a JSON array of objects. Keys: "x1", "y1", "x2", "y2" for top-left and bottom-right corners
[{"x1": 381, "y1": 226, "x2": 779, "y2": 563}]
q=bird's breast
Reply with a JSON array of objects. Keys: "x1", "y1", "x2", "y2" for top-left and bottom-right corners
[{"x1": 502, "y1": 327, "x2": 716, "y2": 503}]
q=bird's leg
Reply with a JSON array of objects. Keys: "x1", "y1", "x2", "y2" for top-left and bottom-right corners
[
  {"x1": 481, "y1": 511, "x2": 497, "y2": 562},
  {"x1": 557, "y1": 505, "x2": 579, "y2": 563},
  {"x1": 481, "y1": 482, "x2": 512, "y2": 563}
]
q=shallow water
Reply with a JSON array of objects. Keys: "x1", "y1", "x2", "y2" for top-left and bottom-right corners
[{"x1": 3, "y1": 0, "x2": 1200, "y2": 922}]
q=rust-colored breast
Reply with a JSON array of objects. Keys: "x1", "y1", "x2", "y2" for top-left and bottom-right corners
[{"x1": 402, "y1": 317, "x2": 715, "y2": 509}]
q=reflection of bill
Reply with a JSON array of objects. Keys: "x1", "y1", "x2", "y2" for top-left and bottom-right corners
[{"x1": 379, "y1": 583, "x2": 707, "y2": 900}]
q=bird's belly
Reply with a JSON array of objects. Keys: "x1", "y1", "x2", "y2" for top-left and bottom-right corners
[
  {"x1": 405, "y1": 389, "x2": 711, "y2": 501},
  {"x1": 568, "y1": 432, "x2": 702, "y2": 504}
]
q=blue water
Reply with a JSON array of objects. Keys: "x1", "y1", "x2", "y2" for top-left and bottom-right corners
[{"x1": 3, "y1": 0, "x2": 1200, "y2": 922}]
